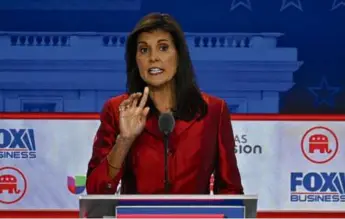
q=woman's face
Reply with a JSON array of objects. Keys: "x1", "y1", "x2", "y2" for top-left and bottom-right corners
[{"x1": 136, "y1": 29, "x2": 178, "y2": 88}]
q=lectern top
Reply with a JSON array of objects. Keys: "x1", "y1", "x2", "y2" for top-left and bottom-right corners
[{"x1": 79, "y1": 194, "x2": 258, "y2": 200}]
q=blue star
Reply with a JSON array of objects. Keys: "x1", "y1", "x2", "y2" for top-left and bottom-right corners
[
  {"x1": 331, "y1": 0, "x2": 345, "y2": 11},
  {"x1": 230, "y1": 0, "x2": 252, "y2": 11},
  {"x1": 280, "y1": 0, "x2": 303, "y2": 11},
  {"x1": 308, "y1": 77, "x2": 341, "y2": 108}
]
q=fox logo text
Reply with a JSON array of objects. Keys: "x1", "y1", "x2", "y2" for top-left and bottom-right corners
[
  {"x1": 290, "y1": 172, "x2": 345, "y2": 203},
  {"x1": 0, "y1": 129, "x2": 36, "y2": 159}
]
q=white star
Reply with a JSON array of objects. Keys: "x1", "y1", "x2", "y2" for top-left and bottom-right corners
[
  {"x1": 280, "y1": 0, "x2": 303, "y2": 12},
  {"x1": 230, "y1": 0, "x2": 252, "y2": 11},
  {"x1": 331, "y1": 0, "x2": 345, "y2": 11}
]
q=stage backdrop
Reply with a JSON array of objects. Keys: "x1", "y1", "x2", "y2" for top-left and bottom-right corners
[{"x1": 0, "y1": 114, "x2": 344, "y2": 212}]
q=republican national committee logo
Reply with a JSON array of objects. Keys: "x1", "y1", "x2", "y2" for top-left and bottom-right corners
[
  {"x1": 0, "y1": 166, "x2": 28, "y2": 204},
  {"x1": 290, "y1": 172, "x2": 345, "y2": 203},
  {"x1": 67, "y1": 175, "x2": 86, "y2": 195},
  {"x1": 301, "y1": 126, "x2": 339, "y2": 164},
  {"x1": 0, "y1": 129, "x2": 37, "y2": 159}
]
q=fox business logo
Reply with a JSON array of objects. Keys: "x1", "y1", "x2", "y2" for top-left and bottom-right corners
[
  {"x1": 290, "y1": 172, "x2": 345, "y2": 203},
  {"x1": 0, "y1": 129, "x2": 37, "y2": 159}
]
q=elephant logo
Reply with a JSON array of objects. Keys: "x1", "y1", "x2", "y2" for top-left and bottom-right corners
[
  {"x1": 0, "y1": 167, "x2": 27, "y2": 204},
  {"x1": 0, "y1": 174, "x2": 21, "y2": 194},
  {"x1": 308, "y1": 134, "x2": 332, "y2": 154},
  {"x1": 301, "y1": 126, "x2": 338, "y2": 164}
]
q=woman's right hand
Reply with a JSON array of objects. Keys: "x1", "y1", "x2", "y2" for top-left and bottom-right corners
[{"x1": 118, "y1": 87, "x2": 150, "y2": 140}]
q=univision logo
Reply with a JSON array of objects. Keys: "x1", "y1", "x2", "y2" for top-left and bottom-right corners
[{"x1": 67, "y1": 175, "x2": 86, "y2": 195}]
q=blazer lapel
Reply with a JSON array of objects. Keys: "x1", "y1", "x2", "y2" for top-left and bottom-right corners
[{"x1": 172, "y1": 117, "x2": 198, "y2": 138}]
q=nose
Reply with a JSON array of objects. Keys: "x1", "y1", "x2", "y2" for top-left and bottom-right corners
[{"x1": 149, "y1": 50, "x2": 159, "y2": 62}]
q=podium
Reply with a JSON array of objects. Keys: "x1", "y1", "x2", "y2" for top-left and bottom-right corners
[{"x1": 79, "y1": 195, "x2": 258, "y2": 218}]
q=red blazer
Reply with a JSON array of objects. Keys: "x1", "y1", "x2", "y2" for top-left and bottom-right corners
[{"x1": 86, "y1": 93, "x2": 243, "y2": 194}]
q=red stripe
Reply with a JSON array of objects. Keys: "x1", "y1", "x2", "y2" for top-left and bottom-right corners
[
  {"x1": 0, "y1": 210, "x2": 345, "y2": 218},
  {"x1": 0, "y1": 113, "x2": 344, "y2": 121},
  {"x1": 0, "y1": 112, "x2": 98, "y2": 120}
]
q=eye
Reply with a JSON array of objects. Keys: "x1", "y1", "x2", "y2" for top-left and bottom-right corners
[
  {"x1": 139, "y1": 47, "x2": 148, "y2": 54},
  {"x1": 159, "y1": 44, "x2": 169, "y2": 51}
]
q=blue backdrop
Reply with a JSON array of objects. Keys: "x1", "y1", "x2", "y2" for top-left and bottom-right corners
[{"x1": 0, "y1": 0, "x2": 344, "y2": 113}]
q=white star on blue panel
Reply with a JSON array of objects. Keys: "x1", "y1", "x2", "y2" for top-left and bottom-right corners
[
  {"x1": 280, "y1": 0, "x2": 303, "y2": 11},
  {"x1": 230, "y1": 0, "x2": 252, "y2": 11},
  {"x1": 331, "y1": 0, "x2": 345, "y2": 10},
  {"x1": 308, "y1": 77, "x2": 341, "y2": 108}
]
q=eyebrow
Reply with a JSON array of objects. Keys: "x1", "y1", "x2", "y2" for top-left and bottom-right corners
[{"x1": 137, "y1": 39, "x2": 169, "y2": 45}]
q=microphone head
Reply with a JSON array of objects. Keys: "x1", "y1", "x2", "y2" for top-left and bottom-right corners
[{"x1": 158, "y1": 112, "x2": 175, "y2": 135}]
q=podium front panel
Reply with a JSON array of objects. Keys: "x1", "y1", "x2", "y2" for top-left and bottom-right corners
[{"x1": 79, "y1": 195, "x2": 257, "y2": 218}]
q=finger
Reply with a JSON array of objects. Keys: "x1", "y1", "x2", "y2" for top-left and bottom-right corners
[
  {"x1": 138, "y1": 87, "x2": 149, "y2": 109},
  {"x1": 119, "y1": 94, "x2": 136, "y2": 111},
  {"x1": 123, "y1": 93, "x2": 138, "y2": 105},
  {"x1": 119, "y1": 99, "x2": 131, "y2": 109},
  {"x1": 142, "y1": 107, "x2": 150, "y2": 117},
  {"x1": 131, "y1": 92, "x2": 142, "y2": 108}
]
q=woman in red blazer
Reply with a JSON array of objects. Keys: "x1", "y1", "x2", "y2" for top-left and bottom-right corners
[{"x1": 86, "y1": 12, "x2": 243, "y2": 195}]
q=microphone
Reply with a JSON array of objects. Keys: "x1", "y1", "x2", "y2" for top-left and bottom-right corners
[
  {"x1": 158, "y1": 113, "x2": 175, "y2": 193},
  {"x1": 158, "y1": 112, "x2": 175, "y2": 135}
]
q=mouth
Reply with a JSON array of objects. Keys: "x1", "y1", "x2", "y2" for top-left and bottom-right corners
[{"x1": 148, "y1": 67, "x2": 164, "y2": 75}]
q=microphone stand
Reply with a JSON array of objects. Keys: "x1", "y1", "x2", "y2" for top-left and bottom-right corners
[{"x1": 163, "y1": 133, "x2": 170, "y2": 193}]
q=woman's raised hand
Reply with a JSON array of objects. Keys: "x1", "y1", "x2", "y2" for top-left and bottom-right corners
[{"x1": 118, "y1": 87, "x2": 150, "y2": 139}]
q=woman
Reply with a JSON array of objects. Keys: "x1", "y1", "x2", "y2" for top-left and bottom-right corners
[{"x1": 86, "y1": 12, "x2": 243, "y2": 194}]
